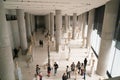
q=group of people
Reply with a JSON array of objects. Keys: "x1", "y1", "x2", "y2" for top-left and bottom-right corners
[
  {"x1": 47, "y1": 62, "x2": 59, "y2": 77},
  {"x1": 33, "y1": 58, "x2": 87, "y2": 80},
  {"x1": 33, "y1": 62, "x2": 59, "y2": 80},
  {"x1": 62, "y1": 58, "x2": 88, "y2": 80}
]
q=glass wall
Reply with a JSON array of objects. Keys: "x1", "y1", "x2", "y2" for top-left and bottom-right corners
[{"x1": 91, "y1": 5, "x2": 105, "y2": 55}]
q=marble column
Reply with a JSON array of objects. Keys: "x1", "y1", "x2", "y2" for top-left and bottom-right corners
[
  {"x1": 78, "y1": 15, "x2": 82, "y2": 33},
  {"x1": 55, "y1": 10, "x2": 62, "y2": 52},
  {"x1": 96, "y1": 0, "x2": 119, "y2": 76},
  {"x1": 30, "y1": 14, "x2": 35, "y2": 33},
  {"x1": 80, "y1": 14, "x2": 84, "y2": 39},
  {"x1": 86, "y1": 9, "x2": 95, "y2": 48},
  {"x1": 68, "y1": 16, "x2": 70, "y2": 30},
  {"x1": 32, "y1": 15, "x2": 35, "y2": 33},
  {"x1": 50, "y1": 12, "x2": 54, "y2": 37},
  {"x1": 16, "y1": 9, "x2": 28, "y2": 50},
  {"x1": 77, "y1": 15, "x2": 82, "y2": 38},
  {"x1": 72, "y1": 13, "x2": 77, "y2": 39},
  {"x1": 45, "y1": 15, "x2": 47, "y2": 31},
  {"x1": 82, "y1": 13, "x2": 87, "y2": 47},
  {"x1": 48, "y1": 14, "x2": 50, "y2": 34},
  {"x1": 25, "y1": 13, "x2": 31, "y2": 39},
  {"x1": 65, "y1": 14, "x2": 68, "y2": 33},
  {"x1": 11, "y1": 20, "x2": 21, "y2": 48},
  {"x1": 9, "y1": 10, "x2": 20, "y2": 48},
  {"x1": 45, "y1": 14, "x2": 50, "y2": 33},
  {"x1": 0, "y1": 0, "x2": 15, "y2": 80},
  {"x1": 5, "y1": 9, "x2": 14, "y2": 49}
]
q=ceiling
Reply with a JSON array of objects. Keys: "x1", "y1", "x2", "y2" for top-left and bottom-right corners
[{"x1": 4, "y1": 0, "x2": 110, "y2": 15}]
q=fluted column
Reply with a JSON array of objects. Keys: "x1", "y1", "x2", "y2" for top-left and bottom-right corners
[
  {"x1": 0, "y1": 0, "x2": 15, "y2": 80},
  {"x1": 25, "y1": 13, "x2": 31, "y2": 39},
  {"x1": 72, "y1": 13, "x2": 77, "y2": 39},
  {"x1": 68, "y1": 16, "x2": 70, "y2": 30},
  {"x1": 48, "y1": 14, "x2": 50, "y2": 34},
  {"x1": 50, "y1": 12, "x2": 54, "y2": 37},
  {"x1": 96, "y1": 0, "x2": 119, "y2": 76},
  {"x1": 30, "y1": 14, "x2": 35, "y2": 33},
  {"x1": 82, "y1": 13, "x2": 87, "y2": 47},
  {"x1": 65, "y1": 14, "x2": 68, "y2": 33},
  {"x1": 86, "y1": 9, "x2": 95, "y2": 49},
  {"x1": 55, "y1": 10, "x2": 62, "y2": 52},
  {"x1": 16, "y1": 9, "x2": 28, "y2": 50},
  {"x1": 9, "y1": 10, "x2": 20, "y2": 48}
]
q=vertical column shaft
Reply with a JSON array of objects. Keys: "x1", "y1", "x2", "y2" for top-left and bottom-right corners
[
  {"x1": 72, "y1": 13, "x2": 77, "y2": 39},
  {"x1": 96, "y1": 0, "x2": 119, "y2": 76},
  {"x1": 25, "y1": 13, "x2": 31, "y2": 39},
  {"x1": 86, "y1": 9, "x2": 95, "y2": 48},
  {"x1": 48, "y1": 14, "x2": 50, "y2": 34},
  {"x1": 55, "y1": 10, "x2": 62, "y2": 52},
  {"x1": 0, "y1": 0, "x2": 15, "y2": 80},
  {"x1": 16, "y1": 9, "x2": 28, "y2": 50},
  {"x1": 50, "y1": 13, "x2": 54, "y2": 37},
  {"x1": 65, "y1": 14, "x2": 68, "y2": 33}
]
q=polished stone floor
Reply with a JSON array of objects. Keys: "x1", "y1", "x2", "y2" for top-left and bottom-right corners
[{"x1": 14, "y1": 29, "x2": 104, "y2": 80}]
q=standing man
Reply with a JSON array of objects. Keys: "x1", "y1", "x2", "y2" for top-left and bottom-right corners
[
  {"x1": 54, "y1": 62, "x2": 59, "y2": 76},
  {"x1": 66, "y1": 65, "x2": 71, "y2": 78}
]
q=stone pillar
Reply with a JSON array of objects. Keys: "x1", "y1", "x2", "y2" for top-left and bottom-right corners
[
  {"x1": 0, "y1": 1, "x2": 15, "y2": 80},
  {"x1": 72, "y1": 13, "x2": 77, "y2": 39},
  {"x1": 78, "y1": 15, "x2": 83, "y2": 33},
  {"x1": 32, "y1": 15, "x2": 35, "y2": 32},
  {"x1": 86, "y1": 9, "x2": 95, "y2": 49},
  {"x1": 81, "y1": 13, "x2": 87, "y2": 47},
  {"x1": 68, "y1": 16, "x2": 70, "y2": 30},
  {"x1": 48, "y1": 14, "x2": 50, "y2": 34},
  {"x1": 55, "y1": 10, "x2": 62, "y2": 52},
  {"x1": 50, "y1": 12, "x2": 54, "y2": 37},
  {"x1": 80, "y1": 14, "x2": 84, "y2": 39},
  {"x1": 11, "y1": 20, "x2": 21, "y2": 48},
  {"x1": 65, "y1": 14, "x2": 68, "y2": 33},
  {"x1": 9, "y1": 10, "x2": 20, "y2": 48},
  {"x1": 96, "y1": 0, "x2": 119, "y2": 76},
  {"x1": 7, "y1": 18, "x2": 14, "y2": 49},
  {"x1": 30, "y1": 14, "x2": 35, "y2": 33},
  {"x1": 45, "y1": 14, "x2": 50, "y2": 34},
  {"x1": 16, "y1": 9, "x2": 28, "y2": 50},
  {"x1": 25, "y1": 13, "x2": 31, "y2": 39},
  {"x1": 77, "y1": 15, "x2": 82, "y2": 38},
  {"x1": 45, "y1": 15, "x2": 47, "y2": 31}
]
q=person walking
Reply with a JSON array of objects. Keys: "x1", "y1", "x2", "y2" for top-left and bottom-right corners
[
  {"x1": 14, "y1": 61, "x2": 22, "y2": 80},
  {"x1": 75, "y1": 67, "x2": 78, "y2": 80},
  {"x1": 36, "y1": 65, "x2": 40, "y2": 75},
  {"x1": 66, "y1": 65, "x2": 71, "y2": 78},
  {"x1": 71, "y1": 62, "x2": 75, "y2": 73},
  {"x1": 84, "y1": 58, "x2": 88, "y2": 69},
  {"x1": 81, "y1": 63, "x2": 84, "y2": 76},
  {"x1": 62, "y1": 73, "x2": 68, "y2": 80},
  {"x1": 54, "y1": 62, "x2": 59, "y2": 76},
  {"x1": 47, "y1": 65, "x2": 51, "y2": 77},
  {"x1": 76, "y1": 61, "x2": 81, "y2": 74}
]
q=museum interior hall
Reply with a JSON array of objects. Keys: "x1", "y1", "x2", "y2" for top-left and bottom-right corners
[{"x1": 0, "y1": 0, "x2": 120, "y2": 80}]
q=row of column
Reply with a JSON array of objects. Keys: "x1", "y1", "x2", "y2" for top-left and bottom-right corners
[
  {"x1": 0, "y1": 0, "x2": 35, "y2": 79},
  {"x1": 44, "y1": 0, "x2": 119, "y2": 77}
]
